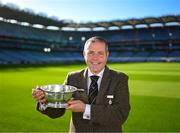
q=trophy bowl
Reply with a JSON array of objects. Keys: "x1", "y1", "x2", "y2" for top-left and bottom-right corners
[
  {"x1": 39, "y1": 84, "x2": 84, "y2": 108},
  {"x1": 41, "y1": 84, "x2": 76, "y2": 103}
]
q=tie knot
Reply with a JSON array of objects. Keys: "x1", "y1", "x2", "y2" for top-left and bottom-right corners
[{"x1": 90, "y1": 75, "x2": 99, "y2": 82}]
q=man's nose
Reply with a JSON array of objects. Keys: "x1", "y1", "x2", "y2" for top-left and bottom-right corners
[{"x1": 92, "y1": 52, "x2": 99, "y2": 58}]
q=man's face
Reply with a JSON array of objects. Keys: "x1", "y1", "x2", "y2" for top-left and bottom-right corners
[{"x1": 83, "y1": 41, "x2": 109, "y2": 74}]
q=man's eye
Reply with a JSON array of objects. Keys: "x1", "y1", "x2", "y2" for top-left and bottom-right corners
[
  {"x1": 88, "y1": 52, "x2": 94, "y2": 55},
  {"x1": 98, "y1": 52, "x2": 104, "y2": 55}
]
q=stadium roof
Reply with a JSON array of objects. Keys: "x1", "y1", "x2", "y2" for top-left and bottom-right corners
[
  {"x1": 0, "y1": 3, "x2": 69, "y2": 27},
  {"x1": 72, "y1": 15, "x2": 180, "y2": 29},
  {"x1": 0, "y1": 3, "x2": 180, "y2": 30}
]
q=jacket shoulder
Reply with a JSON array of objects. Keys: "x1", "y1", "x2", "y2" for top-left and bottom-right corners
[
  {"x1": 68, "y1": 69, "x2": 85, "y2": 77},
  {"x1": 109, "y1": 68, "x2": 128, "y2": 80}
]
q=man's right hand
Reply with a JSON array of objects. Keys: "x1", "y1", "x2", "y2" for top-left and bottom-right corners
[{"x1": 32, "y1": 87, "x2": 47, "y2": 104}]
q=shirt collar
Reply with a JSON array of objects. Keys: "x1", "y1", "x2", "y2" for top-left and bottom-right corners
[{"x1": 88, "y1": 68, "x2": 105, "y2": 78}]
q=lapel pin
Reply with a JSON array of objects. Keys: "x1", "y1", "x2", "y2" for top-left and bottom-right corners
[{"x1": 107, "y1": 95, "x2": 114, "y2": 105}]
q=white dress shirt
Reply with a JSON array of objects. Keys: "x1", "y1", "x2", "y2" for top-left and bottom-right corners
[{"x1": 83, "y1": 68, "x2": 105, "y2": 120}]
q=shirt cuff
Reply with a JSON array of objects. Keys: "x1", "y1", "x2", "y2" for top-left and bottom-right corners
[{"x1": 83, "y1": 104, "x2": 91, "y2": 120}]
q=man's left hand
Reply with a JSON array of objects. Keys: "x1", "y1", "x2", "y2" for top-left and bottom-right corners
[{"x1": 66, "y1": 100, "x2": 86, "y2": 112}]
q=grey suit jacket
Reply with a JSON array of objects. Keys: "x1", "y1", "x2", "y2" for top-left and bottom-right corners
[{"x1": 38, "y1": 66, "x2": 130, "y2": 132}]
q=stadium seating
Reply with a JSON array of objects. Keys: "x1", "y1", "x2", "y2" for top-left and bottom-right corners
[{"x1": 0, "y1": 19, "x2": 180, "y2": 64}]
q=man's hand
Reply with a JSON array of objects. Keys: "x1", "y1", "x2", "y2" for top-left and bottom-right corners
[
  {"x1": 32, "y1": 87, "x2": 47, "y2": 104},
  {"x1": 66, "y1": 100, "x2": 86, "y2": 112}
]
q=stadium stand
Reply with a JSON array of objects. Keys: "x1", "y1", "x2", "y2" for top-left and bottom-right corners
[{"x1": 0, "y1": 3, "x2": 180, "y2": 65}]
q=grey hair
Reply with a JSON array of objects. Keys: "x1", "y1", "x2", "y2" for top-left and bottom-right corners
[{"x1": 83, "y1": 36, "x2": 109, "y2": 53}]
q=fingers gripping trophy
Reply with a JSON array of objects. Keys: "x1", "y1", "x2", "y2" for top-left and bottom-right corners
[{"x1": 32, "y1": 84, "x2": 84, "y2": 109}]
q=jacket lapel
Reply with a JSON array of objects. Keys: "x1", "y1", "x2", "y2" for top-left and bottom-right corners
[
  {"x1": 74, "y1": 68, "x2": 89, "y2": 103},
  {"x1": 82, "y1": 68, "x2": 88, "y2": 94},
  {"x1": 96, "y1": 66, "x2": 111, "y2": 104}
]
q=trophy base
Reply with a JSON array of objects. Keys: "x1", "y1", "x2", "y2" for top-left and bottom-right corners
[
  {"x1": 39, "y1": 102, "x2": 68, "y2": 110},
  {"x1": 46, "y1": 102, "x2": 68, "y2": 108}
]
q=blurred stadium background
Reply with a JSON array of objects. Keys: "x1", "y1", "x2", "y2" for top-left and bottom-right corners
[
  {"x1": 0, "y1": 3, "x2": 180, "y2": 64},
  {"x1": 0, "y1": 1, "x2": 180, "y2": 132}
]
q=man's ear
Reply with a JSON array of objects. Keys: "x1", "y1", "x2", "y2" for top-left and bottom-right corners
[
  {"x1": 107, "y1": 52, "x2": 109, "y2": 58},
  {"x1": 83, "y1": 51, "x2": 85, "y2": 57},
  {"x1": 83, "y1": 51, "x2": 86, "y2": 59}
]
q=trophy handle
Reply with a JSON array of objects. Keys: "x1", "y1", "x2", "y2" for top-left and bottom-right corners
[{"x1": 76, "y1": 88, "x2": 84, "y2": 91}]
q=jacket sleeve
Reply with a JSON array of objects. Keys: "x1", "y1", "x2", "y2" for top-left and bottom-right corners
[{"x1": 91, "y1": 74, "x2": 130, "y2": 126}]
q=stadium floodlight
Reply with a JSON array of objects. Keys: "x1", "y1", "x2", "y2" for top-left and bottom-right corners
[
  {"x1": 32, "y1": 24, "x2": 44, "y2": 29},
  {"x1": 61, "y1": 27, "x2": 76, "y2": 31},
  {"x1": 69, "y1": 36, "x2": 73, "y2": 41},
  {"x1": 121, "y1": 25, "x2": 133, "y2": 29},
  {"x1": 77, "y1": 28, "x2": 91, "y2": 31},
  {"x1": 21, "y1": 22, "x2": 30, "y2": 26},
  {"x1": 46, "y1": 26, "x2": 59, "y2": 30},
  {"x1": 93, "y1": 27, "x2": 106, "y2": 31},
  {"x1": 108, "y1": 26, "x2": 120, "y2": 30},
  {"x1": 44, "y1": 48, "x2": 51, "y2": 52},
  {"x1": 9, "y1": 19, "x2": 18, "y2": 24},
  {"x1": 150, "y1": 23, "x2": 163, "y2": 27},
  {"x1": 135, "y1": 24, "x2": 148, "y2": 29},
  {"x1": 169, "y1": 33, "x2": 173, "y2": 37},
  {"x1": 165, "y1": 22, "x2": 180, "y2": 26},
  {"x1": 81, "y1": 37, "x2": 86, "y2": 41}
]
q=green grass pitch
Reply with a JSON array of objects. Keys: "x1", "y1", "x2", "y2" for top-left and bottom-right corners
[{"x1": 0, "y1": 62, "x2": 180, "y2": 132}]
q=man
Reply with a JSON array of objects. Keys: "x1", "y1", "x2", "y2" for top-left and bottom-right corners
[{"x1": 32, "y1": 36, "x2": 130, "y2": 132}]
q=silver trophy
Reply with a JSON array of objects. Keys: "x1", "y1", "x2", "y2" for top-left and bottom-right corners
[{"x1": 37, "y1": 84, "x2": 84, "y2": 109}]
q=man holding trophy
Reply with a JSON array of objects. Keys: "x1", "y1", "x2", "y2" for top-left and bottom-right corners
[{"x1": 32, "y1": 36, "x2": 130, "y2": 132}]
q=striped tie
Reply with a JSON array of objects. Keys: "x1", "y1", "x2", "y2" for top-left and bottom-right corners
[{"x1": 88, "y1": 75, "x2": 99, "y2": 104}]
